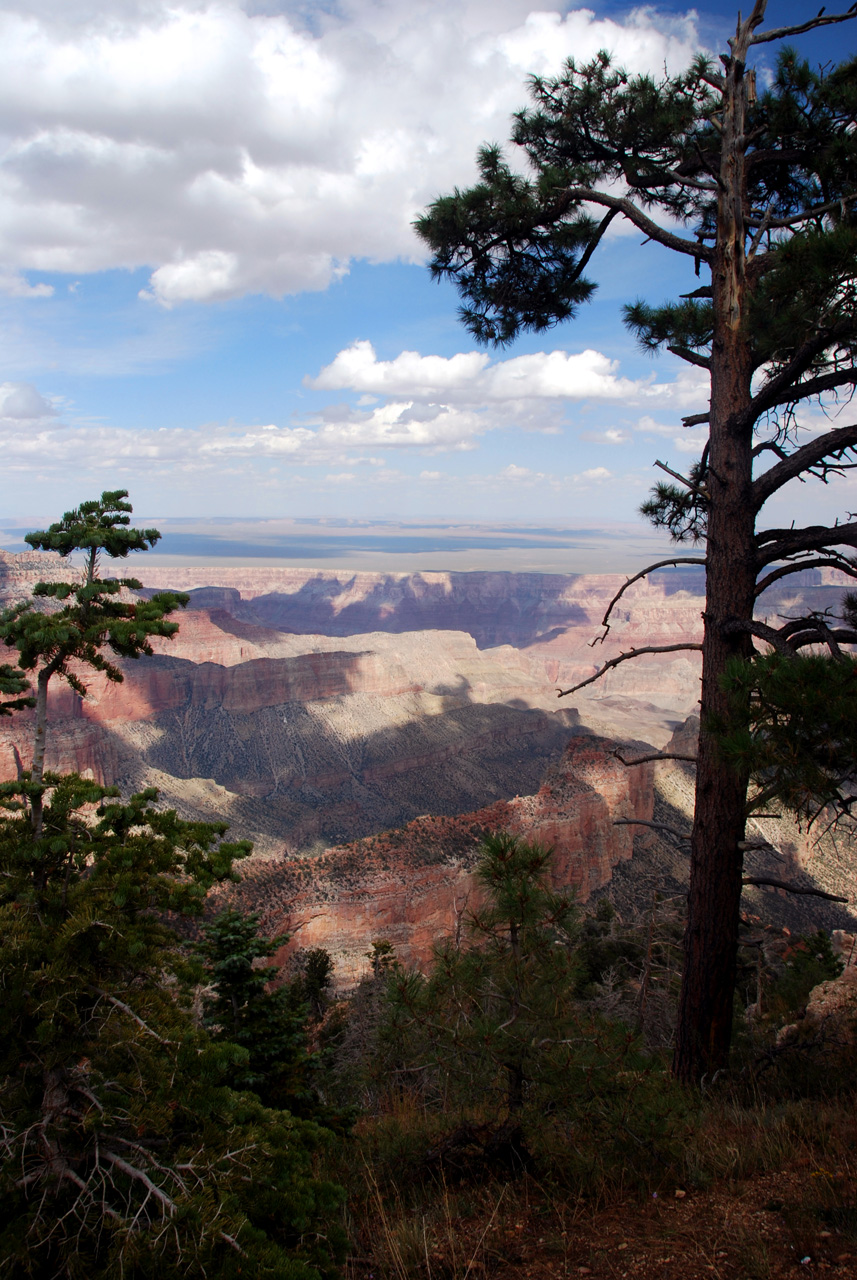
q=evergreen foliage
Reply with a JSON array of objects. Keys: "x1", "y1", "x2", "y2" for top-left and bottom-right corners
[
  {"x1": 0, "y1": 490, "x2": 188, "y2": 837},
  {"x1": 719, "y1": 651, "x2": 857, "y2": 824},
  {"x1": 0, "y1": 663, "x2": 33, "y2": 717},
  {"x1": 0, "y1": 775, "x2": 345, "y2": 1278},
  {"x1": 197, "y1": 911, "x2": 334, "y2": 1123}
]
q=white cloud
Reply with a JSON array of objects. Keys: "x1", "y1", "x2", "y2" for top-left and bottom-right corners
[
  {"x1": 0, "y1": 1, "x2": 702, "y2": 303},
  {"x1": 309, "y1": 339, "x2": 663, "y2": 404},
  {"x1": 0, "y1": 380, "x2": 57, "y2": 420},
  {"x1": 0, "y1": 271, "x2": 53, "y2": 298}
]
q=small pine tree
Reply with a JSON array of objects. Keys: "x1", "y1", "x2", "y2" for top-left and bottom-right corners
[
  {"x1": 197, "y1": 910, "x2": 324, "y2": 1119},
  {"x1": 391, "y1": 833, "x2": 580, "y2": 1116},
  {"x1": 0, "y1": 491, "x2": 187, "y2": 835}
]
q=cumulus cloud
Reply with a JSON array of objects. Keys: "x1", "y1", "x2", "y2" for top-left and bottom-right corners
[
  {"x1": 0, "y1": 380, "x2": 58, "y2": 420},
  {"x1": 0, "y1": 1, "x2": 702, "y2": 303},
  {"x1": 309, "y1": 339, "x2": 664, "y2": 404}
]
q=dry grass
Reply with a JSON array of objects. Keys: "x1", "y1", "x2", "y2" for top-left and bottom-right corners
[{"x1": 335, "y1": 1090, "x2": 857, "y2": 1280}]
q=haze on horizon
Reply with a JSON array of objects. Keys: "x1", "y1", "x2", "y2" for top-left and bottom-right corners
[{"x1": 0, "y1": 1, "x2": 854, "y2": 531}]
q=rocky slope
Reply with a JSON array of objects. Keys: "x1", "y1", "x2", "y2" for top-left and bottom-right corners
[{"x1": 223, "y1": 733, "x2": 655, "y2": 984}]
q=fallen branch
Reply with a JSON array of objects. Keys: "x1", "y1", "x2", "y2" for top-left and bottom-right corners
[
  {"x1": 741, "y1": 876, "x2": 848, "y2": 903},
  {"x1": 558, "y1": 643, "x2": 703, "y2": 697}
]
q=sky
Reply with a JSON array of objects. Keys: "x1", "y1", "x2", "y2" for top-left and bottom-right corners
[{"x1": 0, "y1": 0, "x2": 855, "y2": 551}]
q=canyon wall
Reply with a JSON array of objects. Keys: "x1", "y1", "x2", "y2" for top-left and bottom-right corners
[{"x1": 225, "y1": 734, "x2": 655, "y2": 984}]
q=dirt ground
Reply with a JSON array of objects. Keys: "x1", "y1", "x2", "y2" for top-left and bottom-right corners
[{"x1": 346, "y1": 1163, "x2": 857, "y2": 1280}]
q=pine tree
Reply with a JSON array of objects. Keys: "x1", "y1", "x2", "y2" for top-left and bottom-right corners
[
  {"x1": 0, "y1": 491, "x2": 187, "y2": 836},
  {"x1": 415, "y1": 1, "x2": 857, "y2": 1082},
  {"x1": 0, "y1": 775, "x2": 346, "y2": 1278},
  {"x1": 197, "y1": 910, "x2": 324, "y2": 1118},
  {"x1": 391, "y1": 833, "x2": 580, "y2": 1117}
]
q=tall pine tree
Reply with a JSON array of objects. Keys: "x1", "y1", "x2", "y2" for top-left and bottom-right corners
[{"x1": 416, "y1": 1, "x2": 857, "y2": 1081}]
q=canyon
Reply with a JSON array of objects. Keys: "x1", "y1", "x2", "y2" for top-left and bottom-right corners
[{"x1": 1, "y1": 550, "x2": 855, "y2": 978}]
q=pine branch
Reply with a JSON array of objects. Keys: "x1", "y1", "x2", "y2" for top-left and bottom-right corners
[
  {"x1": 667, "y1": 345, "x2": 712, "y2": 369},
  {"x1": 745, "y1": 193, "x2": 857, "y2": 230},
  {"x1": 755, "y1": 554, "x2": 857, "y2": 596},
  {"x1": 557, "y1": 643, "x2": 703, "y2": 698},
  {"x1": 739, "y1": 324, "x2": 857, "y2": 431},
  {"x1": 562, "y1": 187, "x2": 713, "y2": 261},
  {"x1": 613, "y1": 818, "x2": 691, "y2": 840},
  {"x1": 756, "y1": 521, "x2": 857, "y2": 566},
  {"x1": 612, "y1": 750, "x2": 698, "y2": 766}
]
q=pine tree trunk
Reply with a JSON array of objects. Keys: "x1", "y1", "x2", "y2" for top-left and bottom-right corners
[
  {"x1": 673, "y1": 15, "x2": 758, "y2": 1083},
  {"x1": 30, "y1": 656, "x2": 62, "y2": 839}
]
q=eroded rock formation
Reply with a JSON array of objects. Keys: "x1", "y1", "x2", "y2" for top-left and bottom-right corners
[{"x1": 224, "y1": 734, "x2": 655, "y2": 985}]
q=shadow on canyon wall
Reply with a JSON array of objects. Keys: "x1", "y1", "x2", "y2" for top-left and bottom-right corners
[{"x1": 177, "y1": 574, "x2": 592, "y2": 649}]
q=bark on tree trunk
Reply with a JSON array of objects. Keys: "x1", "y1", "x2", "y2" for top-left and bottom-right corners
[{"x1": 673, "y1": 11, "x2": 759, "y2": 1083}]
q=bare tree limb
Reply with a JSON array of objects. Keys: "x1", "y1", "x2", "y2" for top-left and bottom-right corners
[
  {"x1": 100, "y1": 1151, "x2": 177, "y2": 1216},
  {"x1": 749, "y1": 7, "x2": 857, "y2": 47},
  {"x1": 613, "y1": 818, "x2": 691, "y2": 840},
  {"x1": 755, "y1": 555, "x2": 857, "y2": 597},
  {"x1": 613, "y1": 750, "x2": 698, "y2": 766},
  {"x1": 745, "y1": 193, "x2": 857, "y2": 228},
  {"x1": 654, "y1": 459, "x2": 695, "y2": 488},
  {"x1": 92, "y1": 988, "x2": 173, "y2": 1046},
  {"x1": 753, "y1": 422, "x2": 857, "y2": 510},
  {"x1": 591, "y1": 557, "x2": 706, "y2": 642},
  {"x1": 557, "y1": 643, "x2": 703, "y2": 697},
  {"x1": 667, "y1": 345, "x2": 712, "y2": 369},
  {"x1": 756, "y1": 521, "x2": 857, "y2": 567},
  {"x1": 742, "y1": 876, "x2": 849, "y2": 903},
  {"x1": 559, "y1": 186, "x2": 713, "y2": 260}
]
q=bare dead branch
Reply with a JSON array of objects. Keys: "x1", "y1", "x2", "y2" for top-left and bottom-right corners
[
  {"x1": 682, "y1": 411, "x2": 710, "y2": 427},
  {"x1": 753, "y1": 421, "x2": 857, "y2": 510},
  {"x1": 613, "y1": 818, "x2": 691, "y2": 840},
  {"x1": 100, "y1": 1151, "x2": 177, "y2": 1216},
  {"x1": 654, "y1": 459, "x2": 694, "y2": 488},
  {"x1": 749, "y1": 7, "x2": 857, "y2": 47},
  {"x1": 742, "y1": 876, "x2": 849, "y2": 903},
  {"x1": 720, "y1": 616, "x2": 797, "y2": 655},
  {"x1": 591, "y1": 556, "x2": 706, "y2": 642},
  {"x1": 756, "y1": 521, "x2": 857, "y2": 567},
  {"x1": 755, "y1": 555, "x2": 857, "y2": 597},
  {"x1": 92, "y1": 989, "x2": 173, "y2": 1046},
  {"x1": 559, "y1": 186, "x2": 713, "y2": 261},
  {"x1": 745, "y1": 193, "x2": 857, "y2": 228},
  {"x1": 557, "y1": 643, "x2": 703, "y2": 697},
  {"x1": 667, "y1": 345, "x2": 712, "y2": 369},
  {"x1": 613, "y1": 750, "x2": 698, "y2": 766}
]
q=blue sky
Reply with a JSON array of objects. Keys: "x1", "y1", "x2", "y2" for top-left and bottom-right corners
[{"x1": 0, "y1": 1, "x2": 855, "y2": 537}]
